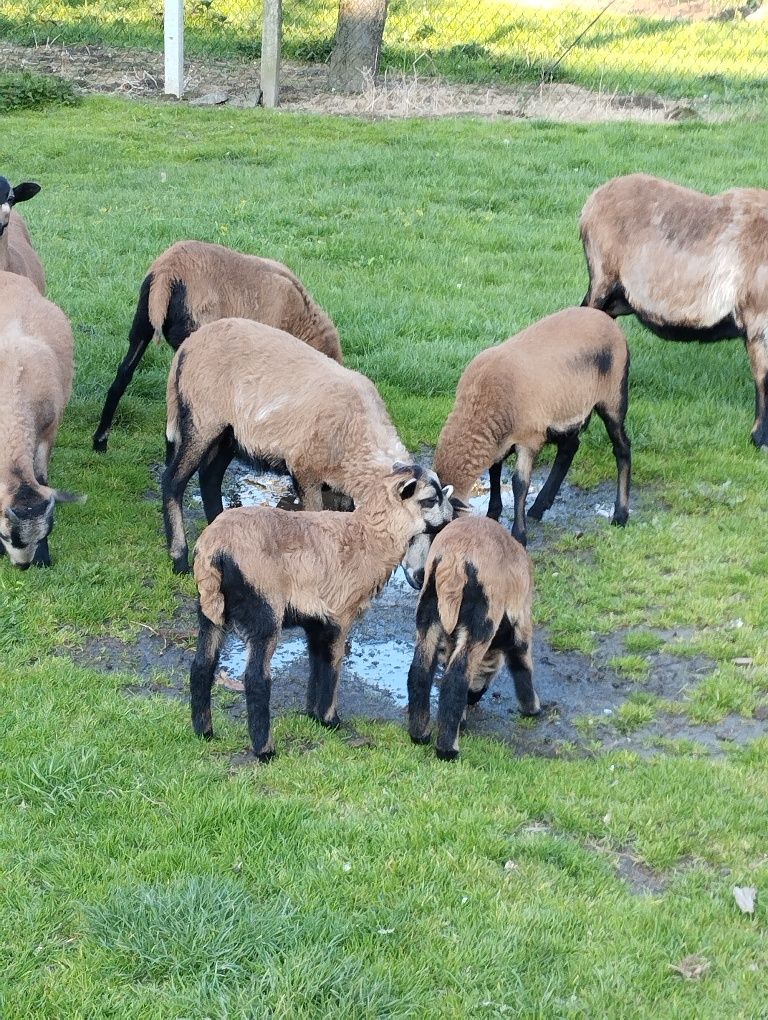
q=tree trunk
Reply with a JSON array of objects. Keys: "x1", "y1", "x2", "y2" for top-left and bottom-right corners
[{"x1": 328, "y1": 0, "x2": 389, "y2": 92}]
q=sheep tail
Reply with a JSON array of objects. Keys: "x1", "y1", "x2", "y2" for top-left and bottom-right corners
[
  {"x1": 147, "y1": 267, "x2": 175, "y2": 340},
  {"x1": 194, "y1": 550, "x2": 226, "y2": 627},
  {"x1": 433, "y1": 557, "x2": 466, "y2": 636}
]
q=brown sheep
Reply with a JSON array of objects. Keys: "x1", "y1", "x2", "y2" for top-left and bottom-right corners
[
  {"x1": 580, "y1": 172, "x2": 768, "y2": 447},
  {"x1": 93, "y1": 239, "x2": 342, "y2": 451},
  {"x1": 190, "y1": 464, "x2": 454, "y2": 760},
  {"x1": 162, "y1": 317, "x2": 454, "y2": 574},
  {"x1": 0, "y1": 273, "x2": 82, "y2": 567},
  {"x1": 407, "y1": 515, "x2": 540, "y2": 760},
  {"x1": 433, "y1": 307, "x2": 631, "y2": 547},
  {"x1": 0, "y1": 178, "x2": 45, "y2": 295}
]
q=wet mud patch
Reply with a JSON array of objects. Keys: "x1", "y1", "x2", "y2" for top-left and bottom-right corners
[{"x1": 73, "y1": 459, "x2": 764, "y2": 758}]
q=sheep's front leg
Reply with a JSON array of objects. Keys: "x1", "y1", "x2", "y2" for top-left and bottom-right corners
[
  {"x1": 190, "y1": 608, "x2": 226, "y2": 740},
  {"x1": 510, "y1": 445, "x2": 537, "y2": 547},
  {"x1": 305, "y1": 620, "x2": 346, "y2": 728},
  {"x1": 162, "y1": 438, "x2": 204, "y2": 574},
  {"x1": 528, "y1": 432, "x2": 580, "y2": 520},
  {"x1": 745, "y1": 329, "x2": 768, "y2": 449},
  {"x1": 487, "y1": 460, "x2": 503, "y2": 521}
]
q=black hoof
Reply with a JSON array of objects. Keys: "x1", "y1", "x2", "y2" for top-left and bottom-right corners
[
  {"x1": 436, "y1": 746, "x2": 459, "y2": 762},
  {"x1": 611, "y1": 512, "x2": 628, "y2": 528},
  {"x1": 320, "y1": 713, "x2": 342, "y2": 730},
  {"x1": 527, "y1": 504, "x2": 546, "y2": 521},
  {"x1": 510, "y1": 529, "x2": 528, "y2": 548},
  {"x1": 172, "y1": 555, "x2": 190, "y2": 575},
  {"x1": 92, "y1": 434, "x2": 108, "y2": 453},
  {"x1": 467, "y1": 684, "x2": 489, "y2": 706},
  {"x1": 409, "y1": 731, "x2": 431, "y2": 746},
  {"x1": 255, "y1": 748, "x2": 276, "y2": 763},
  {"x1": 486, "y1": 506, "x2": 502, "y2": 522}
]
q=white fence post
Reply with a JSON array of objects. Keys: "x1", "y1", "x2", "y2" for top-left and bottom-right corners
[
  {"x1": 164, "y1": 0, "x2": 184, "y2": 98},
  {"x1": 261, "y1": 0, "x2": 282, "y2": 108}
]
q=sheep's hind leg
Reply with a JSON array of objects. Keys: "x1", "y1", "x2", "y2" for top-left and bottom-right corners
[
  {"x1": 242, "y1": 634, "x2": 279, "y2": 761},
  {"x1": 745, "y1": 330, "x2": 768, "y2": 449},
  {"x1": 198, "y1": 428, "x2": 235, "y2": 523},
  {"x1": 305, "y1": 620, "x2": 346, "y2": 728},
  {"x1": 162, "y1": 434, "x2": 205, "y2": 574},
  {"x1": 190, "y1": 608, "x2": 226, "y2": 740},
  {"x1": 505, "y1": 617, "x2": 540, "y2": 717},
  {"x1": 407, "y1": 572, "x2": 441, "y2": 745},
  {"x1": 528, "y1": 432, "x2": 580, "y2": 520},
  {"x1": 487, "y1": 460, "x2": 503, "y2": 520},
  {"x1": 435, "y1": 649, "x2": 473, "y2": 760},
  {"x1": 93, "y1": 275, "x2": 154, "y2": 452}
]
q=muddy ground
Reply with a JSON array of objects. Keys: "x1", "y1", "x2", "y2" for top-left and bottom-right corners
[{"x1": 70, "y1": 459, "x2": 764, "y2": 761}]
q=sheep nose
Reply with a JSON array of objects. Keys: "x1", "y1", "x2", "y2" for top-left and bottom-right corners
[{"x1": 17, "y1": 561, "x2": 31, "y2": 571}]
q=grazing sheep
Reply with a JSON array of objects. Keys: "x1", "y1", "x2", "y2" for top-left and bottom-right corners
[
  {"x1": 162, "y1": 317, "x2": 446, "y2": 574},
  {"x1": 0, "y1": 177, "x2": 45, "y2": 295},
  {"x1": 190, "y1": 464, "x2": 454, "y2": 760},
  {"x1": 407, "y1": 515, "x2": 541, "y2": 760},
  {"x1": 580, "y1": 172, "x2": 768, "y2": 448},
  {"x1": 433, "y1": 307, "x2": 631, "y2": 547},
  {"x1": 0, "y1": 273, "x2": 82, "y2": 568},
  {"x1": 93, "y1": 240, "x2": 342, "y2": 451}
]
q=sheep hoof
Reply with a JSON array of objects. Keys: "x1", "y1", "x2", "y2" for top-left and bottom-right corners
[
  {"x1": 611, "y1": 512, "x2": 628, "y2": 528},
  {"x1": 320, "y1": 713, "x2": 342, "y2": 730},
  {"x1": 466, "y1": 684, "x2": 489, "y2": 706},
  {"x1": 527, "y1": 504, "x2": 546, "y2": 521},
  {"x1": 409, "y1": 731, "x2": 431, "y2": 746},
  {"x1": 436, "y1": 746, "x2": 459, "y2": 762},
  {"x1": 172, "y1": 555, "x2": 190, "y2": 574},
  {"x1": 255, "y1": 748, "x2": 276, "y2": 764},
  {"x1": 92, "y1": 434, "x2": 108, "y2": 453},
  {"x1": 510, "y1": 529, "x2": 528, "y2": 548}
]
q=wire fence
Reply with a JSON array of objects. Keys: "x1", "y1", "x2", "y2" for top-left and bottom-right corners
[{"x1": 2, "y1": 0, "x2": 768, "y2": 118}]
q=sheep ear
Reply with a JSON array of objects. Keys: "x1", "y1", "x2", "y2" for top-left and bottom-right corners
[
  {"x1": 441, "y1": 484, "x2": 454, "y2": 500},
  {"x1": 398, "y1": 478, "x2": 418, "y2": 500},
  {"x1": 12, "y1": 182, "x2": 41, "y2": 204},
  {"x1": 450, "y1": 496, "x2": 471, "y2": 516},
  {"x1": 5, "y1": 507, "x2": 20, "y2": 526},
  {"x1": 53, "y1": 489, "x2": 87, "y2": 504}
]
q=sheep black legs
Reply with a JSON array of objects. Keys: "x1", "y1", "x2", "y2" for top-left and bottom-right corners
[
  {"x1": 596, "y1": 406, "x2": 631, "y2": 526},
  {"x1": 487, "y1": 460, "x2": 503, "y2": 520},
  {"x1": 505, "y1": 635, "x2": 540, "y2": 717},
  {"x1": 242, "y1": 636, "x2": 279, "y2": 761},
  {"x1": 199, "y1": 430, "x2": 235, "y2": 523},
  {"x1": 407, "y1": 577, "x2": 442, "y2": 744},
  {"x1": 435, "y1": 654, "x2": 472, "y2": 760},
  {"x1": 32, "y1": 537, "x2": 51, "y2": 568},
  {"x1": 528, "y1": 433, "x2": 580, "y2": 520},
  {"x1": 190, "y1": 611, "x2": 226, "y2": 741},
  {"x1": 304, "y1": 620, "x2": 345, "y2": 728},
  {"x1": 510, "y1": 446, "x2": 538, "y2": 547},
  {"x1": 92, "y1": 275, "x2": 154, "y2": 453}
]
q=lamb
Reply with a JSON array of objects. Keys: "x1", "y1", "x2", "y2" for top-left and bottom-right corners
[
  {"x1": 433, "y1": 307, "x2": 631, "y2": 547},
  {"x1": 162, "y1": 317, "x2": 455, "y2": 574},
  {"x1": 580, "y1": 172, "x2": 768, "y2": 448},
  {"x1": 93, "y1": 239, "x2": 343, "y2": 452},
  {"x1": 407, "y1": 515, "x2": 541, "y2": 760},
  {"x1": 0, "y1": 177, "x2": 45, "y2": 295},
  {"x1": 0, "y1": 273, "x2": 82, "y2": 568},
  {"x1": 190, "y1": 464, "x2": 454, "y2": 760}
]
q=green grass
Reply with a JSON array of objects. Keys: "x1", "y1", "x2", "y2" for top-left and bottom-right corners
[
  {"x1": 4, "y1": 0, "x2": 768, "y2": 109},
  {"x1": 0, "y1": 70, "x2": 79, "y2": 112},
  {"x1": 3, "y1": 99, "x2": 768, "y2": 1016}
]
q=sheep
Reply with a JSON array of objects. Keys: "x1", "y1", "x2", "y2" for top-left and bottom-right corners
[
  {"x1": 92, "y1": 239, "x2": 343, "y2": 452},
  {"x1": 580, "y1": 172, "x2": 768, "y2": 448},
  {"x1": 190, "y1": 463, "x2": 455, "y2": 760},
  {"x1": 433, "y1": 307, "x2": 631, "y2": 547},
  {"x1": 0, "y1": 272, "x2": 82, "y2": 568},
  {"x1": 0, "y1": 177, "x2": 45, "y2": 295},
  {"x1": 407, "y1": 515, "x2": 541, "y2": 760},
  {"x1": 162, "y1": 317, "x2": 452, "y2": 574}
]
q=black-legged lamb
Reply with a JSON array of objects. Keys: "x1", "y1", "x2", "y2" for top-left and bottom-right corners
[
  {"x1": 433, "y1": 307, "x2": 631, "y2": 547},
  {"x1": 407, "y1": 515, "x2": 541, "y2": 760}
]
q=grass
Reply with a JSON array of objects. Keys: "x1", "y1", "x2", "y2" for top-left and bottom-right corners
[
  {"x1": 3, "y1": 0, "x2": 768, "y2": 109},
  {"x1": 2, "y1": 99, "x2": 768, "y2": 1016}
]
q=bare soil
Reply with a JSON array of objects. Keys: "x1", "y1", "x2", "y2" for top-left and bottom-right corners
[{"x1": 0, "y1": 39, "x2": 708, "y2": 121}]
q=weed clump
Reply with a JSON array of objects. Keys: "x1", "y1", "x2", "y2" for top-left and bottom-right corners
[{"x1": 0, "y1": 71, "x2": 80, "y2": 112}]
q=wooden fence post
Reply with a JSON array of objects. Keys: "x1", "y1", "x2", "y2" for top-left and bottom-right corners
[
  {"x1": 164, "y1": 0, "x2": 184, "y2": 98},
  {"x1": 261, "y1": 0, "x2": 282, "y2": 107}
]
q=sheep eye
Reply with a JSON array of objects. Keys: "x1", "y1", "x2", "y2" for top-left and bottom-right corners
[{"x1": 419, "y1": 496, "x2": 438, "y2": 509}]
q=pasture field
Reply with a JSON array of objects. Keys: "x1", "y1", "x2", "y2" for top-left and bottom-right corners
[{"x1": 2, "y1": 97, "x2": 768, "y2": 1017}]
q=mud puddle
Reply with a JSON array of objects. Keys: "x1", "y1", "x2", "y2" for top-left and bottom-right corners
[{"x1": 77, "y1": 459, "x2": 763, "y2": 758}]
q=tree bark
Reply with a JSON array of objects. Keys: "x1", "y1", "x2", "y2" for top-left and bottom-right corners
[{"x1": 328, "y1": 0, "x2": 389, "y2": 92}]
